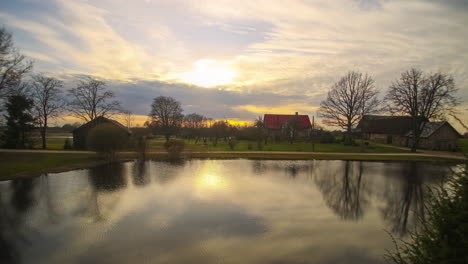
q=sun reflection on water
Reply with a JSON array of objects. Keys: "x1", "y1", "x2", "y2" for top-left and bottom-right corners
[{"x1": 197, "y1": 174, "x2": 226, "y2": 189}]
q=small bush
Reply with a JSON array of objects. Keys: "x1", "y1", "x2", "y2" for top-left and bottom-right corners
[
  {"x1": 87, "y1": 123, "x2": 129, "y2": 160},
  {"x1": 164, "y1": 139, "x2": 185, "y2": 159},
  {"x1": 386, "y1": 163, "x2": 468, "y2": 263},
  {"x1": 228, "y1": 137, "x2": 238, "y2": 150},
  {"x1": 63, "y1": 138, "x2": 73, "y2": 150},
  {"x1": 247, "y1": 143, "x2": 253, "y2": 150},
  {"x1": 319, "y1": 132, "x2": 335, "y2": 144},
  {"x1": 257, "y1": 140, "x2": 264, "y2": 150}
]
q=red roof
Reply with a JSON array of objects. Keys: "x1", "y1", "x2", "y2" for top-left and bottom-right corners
[{"x1": 263, "y1": 114, "x2": 312, "y2": 129}]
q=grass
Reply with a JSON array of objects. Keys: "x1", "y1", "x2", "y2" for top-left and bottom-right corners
[
  {"x1": 181, "y1": 152, "x2": 462, "y2": 162},
  {"x1": 459, "y1": 138, "x2": 468, "y2": 153},
  {"x1": 0, "y1": 152, "x2": 99, "y2": 180},
  {"x1": 33, "y1": 132, "x2": 468, "y2": 154},
  {"x1": 31, "y1": 134, "x2": 73, "y2": 150},
  {"x1": 1, "y1": 133, "x2": 462, "y2": 181},
  {"x1": 147, "y1": 137, "x2": 411, "y2": 153}
]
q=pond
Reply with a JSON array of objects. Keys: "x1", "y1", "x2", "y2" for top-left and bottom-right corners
[{"x1": 0, "y1": 159, "x2": 453, "y2": 264}]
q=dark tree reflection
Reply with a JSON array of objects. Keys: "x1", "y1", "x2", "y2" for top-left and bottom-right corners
[
  {"x1": 10, "y1": 177, "x2": 38, "y2": 214},
  {"x1": 0, "y1": 194, "x2": 21, "y2": 264},
  {"x1": 132, "y1": 161, "x2": 150, "y2": 187},
  {"x1": 380, "y1": 162, "x2": 446, "y2": 236},
  {"x1": 251, "y1": 160, "x2": 267, "y2": 175},
  {"x1": 0, "y1": 177, "x2": 39, "y2": 264},
  {"x1": 86, "y1": 163, "x2": 127, "y2": 222},
  {"x1": 39, "y1": 174, "x2": 59, "y2": 223},
  {"x1": 88, "y1": 163, "x2": 127, "y2": 192},
  {"x1": 314, "y1": 161, "x2": 369, "y2": 221},
  {"x1": 153, "y1": 160, "x2": 185, "y2": 184}
]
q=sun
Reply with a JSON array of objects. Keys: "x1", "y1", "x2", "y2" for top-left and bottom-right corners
[{"x1": 177, "y1": 59, "x2": 237, "y2": 87}]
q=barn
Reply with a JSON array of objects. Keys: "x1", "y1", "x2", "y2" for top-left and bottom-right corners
[
  {"x1": 72, "y1": 116, "x2": 131, "y2": 150},
  {"x1": 357, "y1": 115, "x2": 461, "y2": 151},
  {"x1": 406, "y1": 121, "x2": 462, "y2": 151}
]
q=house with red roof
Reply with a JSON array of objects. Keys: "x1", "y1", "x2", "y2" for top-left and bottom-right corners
[{"x1": 263, "y1": 112, "x2": 312, "y2": 140}]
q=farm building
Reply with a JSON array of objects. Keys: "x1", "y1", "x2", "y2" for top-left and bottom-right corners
[
  {"x1": 72, "y1": 116, "x2": 131, "y2": 150},
  {"x1": 357, "y1": 115, "x2": 461, "y2": 151},
  {"x1": 264, "y1": 112, "x2": 312, "y2": 139}
]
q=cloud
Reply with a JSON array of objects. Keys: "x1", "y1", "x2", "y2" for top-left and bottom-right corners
[
  {"x1": 22, "y1": 50, "x2": 59, "y2": 64},
  {"x1": 105, "y1": 79, "x2": 322, "y2": 120},
  {"x1": 1, "y1": 0, "x2": 467, "y2": 129}
]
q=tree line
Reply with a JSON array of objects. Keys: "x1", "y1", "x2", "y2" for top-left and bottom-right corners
[{"x1": 1, "y1": 26, "x2": 462, "y2": 152}]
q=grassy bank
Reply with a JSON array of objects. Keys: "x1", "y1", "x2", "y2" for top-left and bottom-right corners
[
  {"x1": 0, "y1": 152, "x2": 100, "y2": 181},
  {"x1": 181, "y1": 152, "x2": 462, "y2": 162},
  {"x1": 2, "y1": 149, "x2": 463, "y2": 181}
]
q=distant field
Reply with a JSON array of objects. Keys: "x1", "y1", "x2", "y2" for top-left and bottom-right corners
[
  {"x1": 33, "y1": 132, "x2": 468, "y2": 154},
  {"x1": 147, "y1": 137, "x2": 410, "y2": 153},
  {"x1": 32, "y1": 132, "x2": 73, "y2": 150}
]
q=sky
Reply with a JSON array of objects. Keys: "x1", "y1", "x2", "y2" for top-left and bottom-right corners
[{"x1": 1, "y1": 0, "x2": 467, "y2": 129}]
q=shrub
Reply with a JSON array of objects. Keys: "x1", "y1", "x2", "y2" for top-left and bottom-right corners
[
  {"x1": 87, "y1": 123, "x2": 129, "y2": 160},
  {"x1": 164, "y1": 139, "x2": 185, "y2": 159},
  {"x1": 247, "y1": 143, "x2": 253, "y2": 150},
  {"x1": 63, "y1": 138, "x2": 73, "y2": 149},
  {"x1": 227, "y1": 137, "x2": 238, "y2": 150},
  {"x1": 319, "y1": 132, "x2": 335, "y2": 144},
  {"x1": 386, "y1": 163, "x2": 468, "y2": 264},
  {"x1": 257, "y1": 140, "x2": 264, "y2": 150}
]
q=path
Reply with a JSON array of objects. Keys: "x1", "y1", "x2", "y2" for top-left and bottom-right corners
[{"x1": 1, "y1": 149, "x2": 466, "y2": 160}]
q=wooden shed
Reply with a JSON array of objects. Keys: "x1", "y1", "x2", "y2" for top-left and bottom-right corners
[{"x1": 72, "y1": 116, "x2": 131, "y2": 150}]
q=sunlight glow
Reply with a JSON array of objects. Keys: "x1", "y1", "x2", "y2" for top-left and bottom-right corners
[
  {"x1": 197, "y1": 174, "x2": 226, "y2": 189},
  {"x1": 176, "y1": 59, "x2": 237, "y2": 87}
]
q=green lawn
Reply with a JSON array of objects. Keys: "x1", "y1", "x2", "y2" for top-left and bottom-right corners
[
  {"x1": 0, "y1": 152, "x2": 99, "y2": 180},
  {"x1": 147, "y1": 137, "x2": 411, "y2": 153},
  {"x1": 29, "y1": 133, "x2": 73, "y2": 150},
  {"x1": 30, "y1": 134, "x2": 468, "y2": 154},
  {"x1": 459, "y1": 139, "x2": 468, "y2": 153}
]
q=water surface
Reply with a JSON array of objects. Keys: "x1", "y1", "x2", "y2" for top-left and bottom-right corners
[{"x1": 0, "y1": 159, "x2": 451, "y2": 264}]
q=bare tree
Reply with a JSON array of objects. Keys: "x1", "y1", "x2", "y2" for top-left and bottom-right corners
[
  {"x1": 31, "y1": 74, "x2": 65, "y2": 149},
  {"x1": 183, "y1": 113, "x2": 205, "y2": 129},
  {"x1": 209, "y1": 120, "x2": 229, "y2": 146},
  {"x1": 0, "y1": 27, "x2": 33, "y2": 98},
  {"x1": 319, "y1": 71, "x2": 379, "y2": 142},
  {"x1": 254, "y1": 116, "x2": 267, "y2": 144},
  {"x1": 121, "y1": 110, "x2": 134, "y2": 128},
  {"x1": 183, "y1": 113, "x2": 206, "y2": 142},
  {"x1": 385, "y1": 68, "x2": 458, "y2": 152},
  {"x1": 67, "y1": 77, "x2": 121, "y2": 122},
  {"x1": 148, "y1": 96, "x2": 183, "y2": 141}
]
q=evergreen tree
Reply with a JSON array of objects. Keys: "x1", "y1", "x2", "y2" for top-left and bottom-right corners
[{"x1": 2, "y1": 95, "x2": 35, "y2": 148}]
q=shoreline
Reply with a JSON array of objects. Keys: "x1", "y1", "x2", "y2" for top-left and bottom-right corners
[{"x1": 1, "y1": 150, "x2": 465, "y2": 181}]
